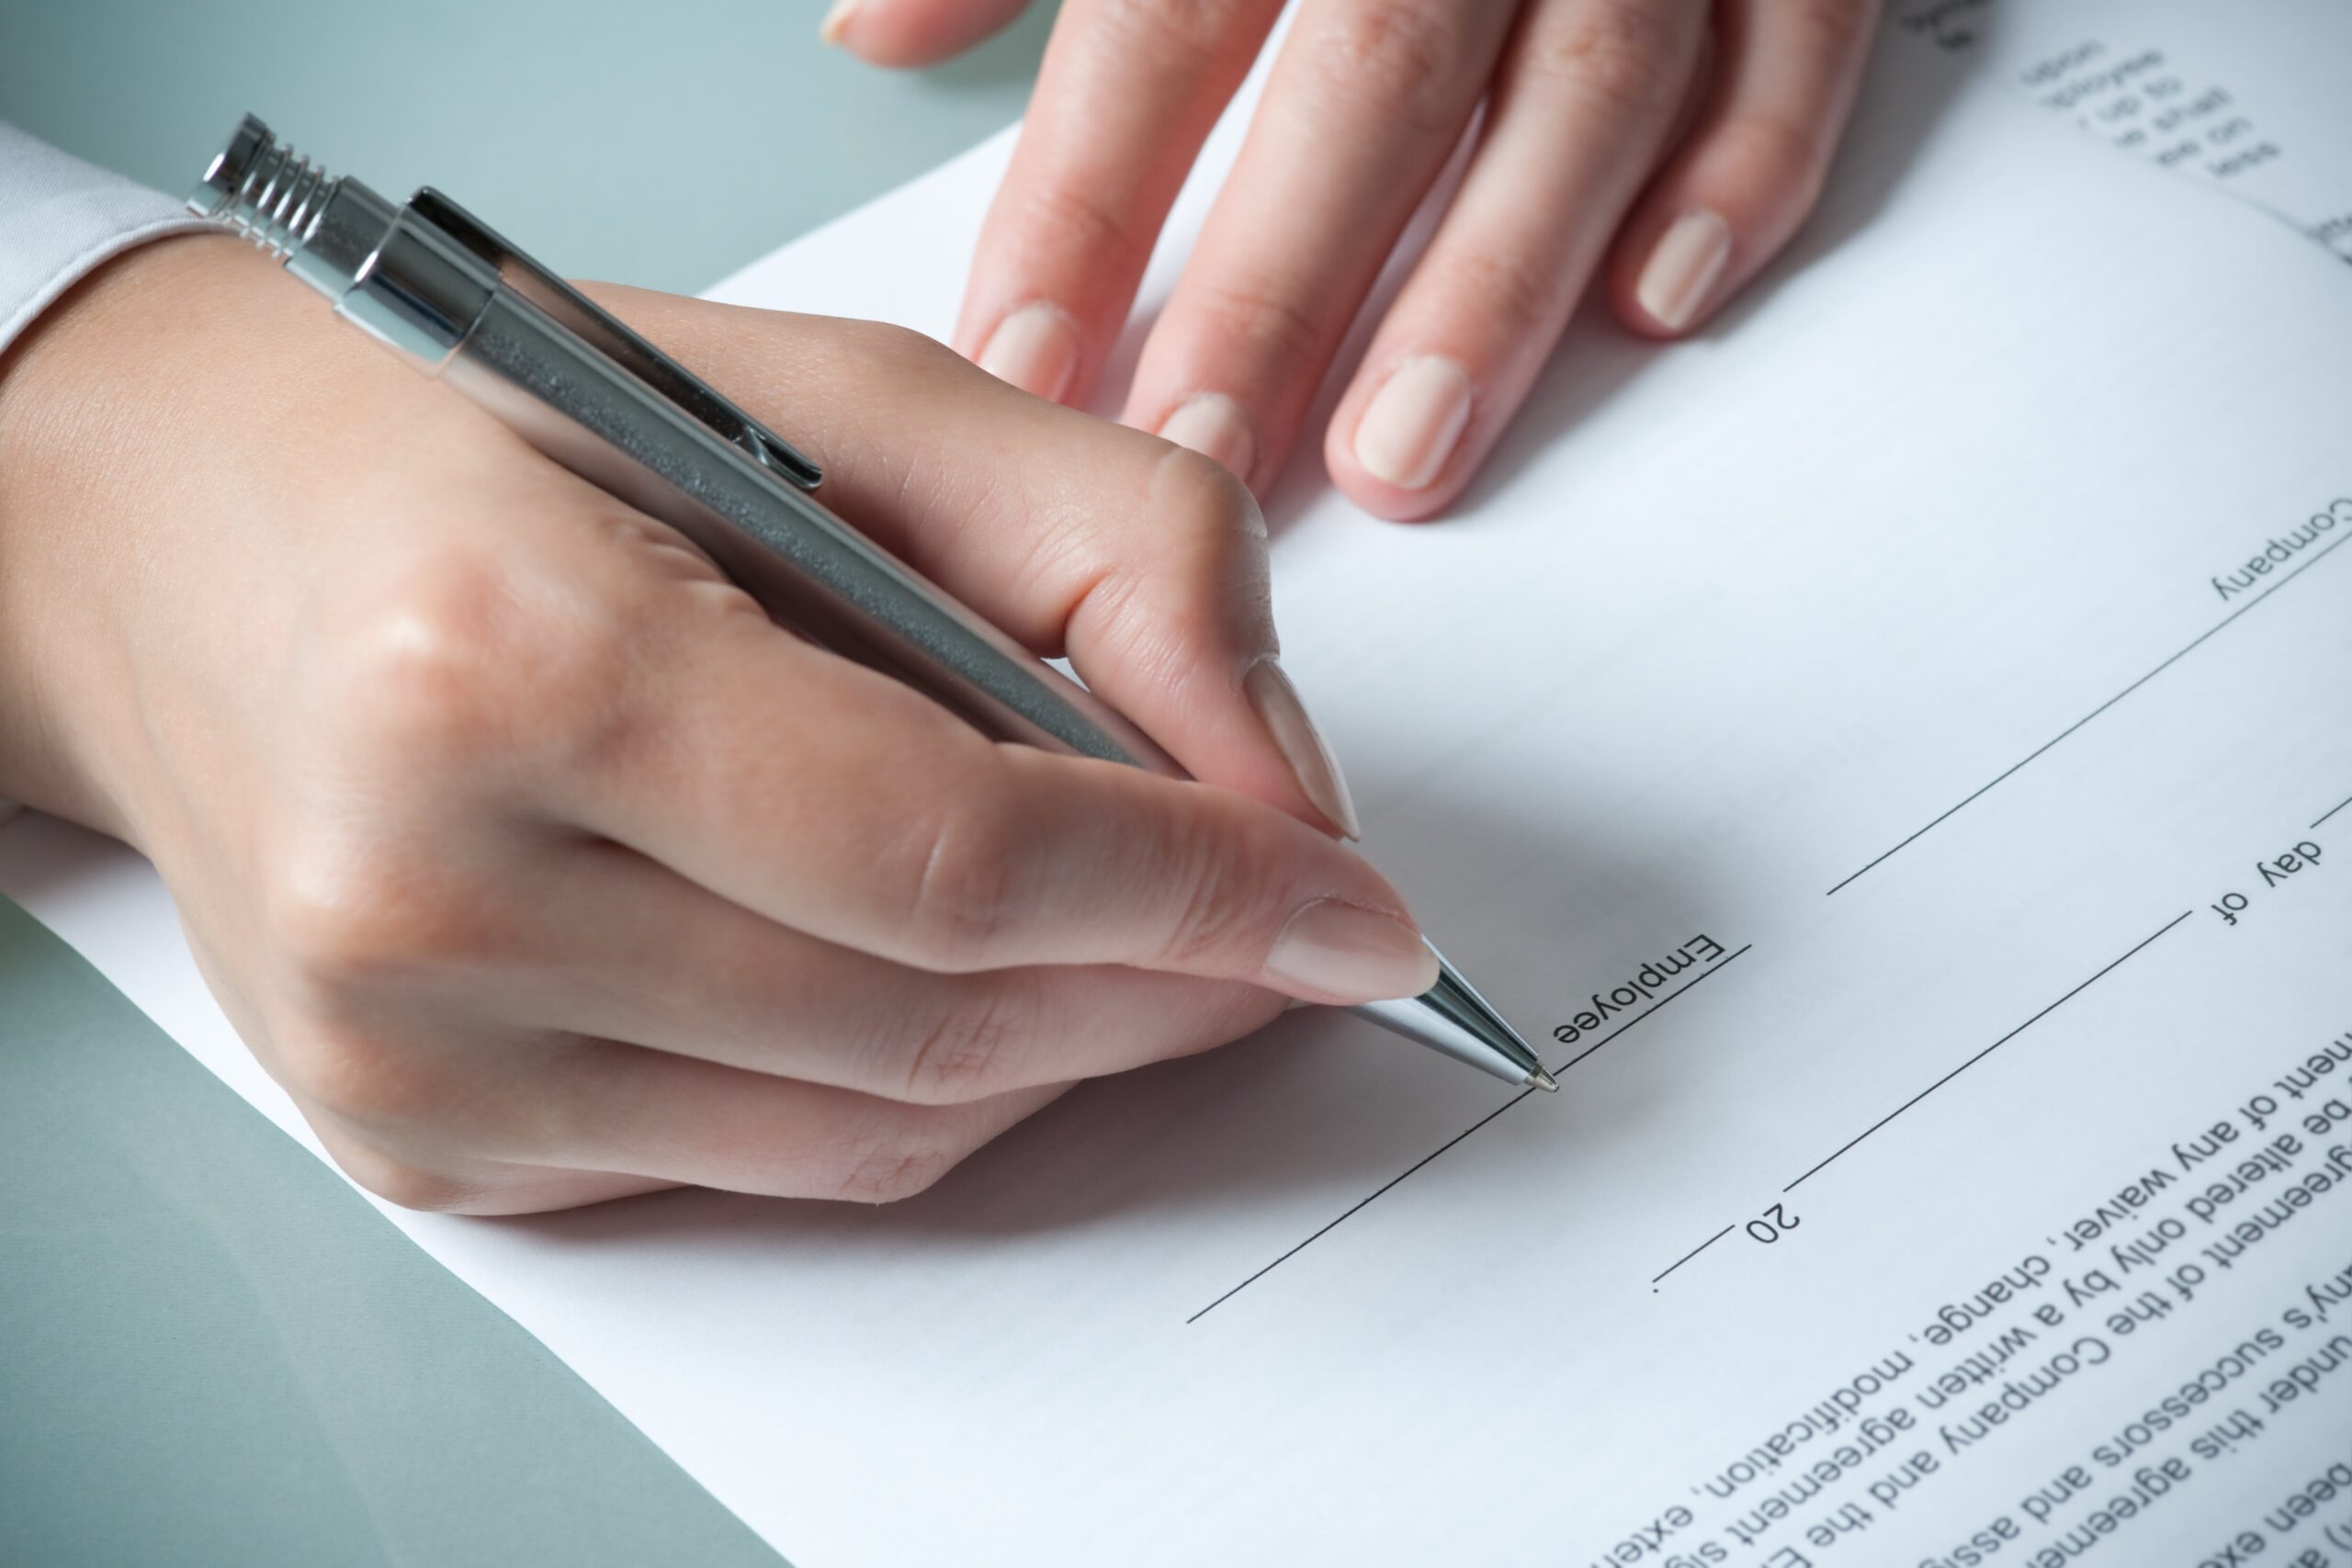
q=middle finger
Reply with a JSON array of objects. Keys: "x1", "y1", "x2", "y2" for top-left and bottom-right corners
[
  {"x1": 955, "y1": 0, "x2": 1285, "y2": 408},
  {"x1": 474, "y1": 840, "x2": 1288, "y2": 1105},
  {"x1": 1120, "y1": 0, "x2": 1521, "y2": 491},
  {"x1": 1329, "y1": 0, "x2": 1708, "y2": 514}
]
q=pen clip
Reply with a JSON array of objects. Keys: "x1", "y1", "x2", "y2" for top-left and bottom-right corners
[{"x1": 409, "y1": 188, "x2": 825, "y2": 492}]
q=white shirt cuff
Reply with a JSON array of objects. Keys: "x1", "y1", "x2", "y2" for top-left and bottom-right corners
[
  {"x1": 1, "y1": 121, "x2": 212, "y2": 359},
  {"x1": 3, "y1": 125, "x2": 214, "y2": 829}
]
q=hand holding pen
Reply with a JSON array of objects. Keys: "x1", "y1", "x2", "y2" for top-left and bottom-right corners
[{"x1": 0, "y1": 231, "x2": 1439, "y2": 1213}]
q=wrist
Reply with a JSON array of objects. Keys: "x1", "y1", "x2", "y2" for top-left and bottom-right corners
[{"x1": 0, "y1": 233, "x2": 254, "y2": 843}]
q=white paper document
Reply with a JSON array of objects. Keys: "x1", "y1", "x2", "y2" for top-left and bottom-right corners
[
  {"x1": 1905, "y1": 0, "x2": 2352, "y2": 263},
  {"x1": 9, "y1": 18, "x2": 2352, "y2": 1568}
]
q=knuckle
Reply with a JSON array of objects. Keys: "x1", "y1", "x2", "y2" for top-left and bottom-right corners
[
  {"x1": 1156, "y1": 807, "x2": 1272, "y2": 971},
  {"x1": 278, "y1": 1023, "x2": 445, "y2": 1128},
  {"x1": 1088, "y1": 0, "x2": 1266, "y2": 71},
  {"x1": 327, "y1": 544, "x2": 635, "y2": 773},
  {"x1": 831, "y1": 1129, "x2": 960, "y2": 1204},
  {"x1": 262, "y1": 827, "x2": 492, "y2": 992},
  {"x1": 840, "y1": 318, "x2": 964, "y2": 383},
  {"x1": 1180, "y1": 276, "x2": 1329, "y2": 378},
  {"x1": 898, "y1": 786, "x2": 1027, "y2": 969},
  {"x1": 1149, "y1": 441, "x2": 1264, "y2": 544},
  {"x1": 1709, "y1": 113, "x2": 1834, "y2": 207},
  {"x1": 1154, "y1": 446, "x2": 1274, "y2": 626},
  {"x1": 1071, "y1": 451, "x2": 1272, "y2": 693},
  {"x1": 334, "y1": 1145, "x2": 481, "y2": 1213},
  {"x1": 1788, "y1": 0, "x2": 1879, "y2": 55},
  {"x1": 1069, "y1": 560, "x2": 1193, "y2": 702},
  {"x1": 1524, "y1": 2, "x2": 1692, "y2": 119},
  {"x1": 900, "y1": 975, "x2": 1043, "y2": 1104},
  {"x1": 1426, "y1": 246, "x2": 1562, "y2": 338},
  {"x1": 1006, "y1": 175, "x2": 1152, "y2": 279},
  {"x1": 1299, "y1": 2, "x2": 1469, "y2": 135}
]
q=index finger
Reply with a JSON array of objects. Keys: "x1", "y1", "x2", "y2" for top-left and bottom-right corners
[{"x1": 594, "y1": 296, "x2": 1363, "y2": 838}]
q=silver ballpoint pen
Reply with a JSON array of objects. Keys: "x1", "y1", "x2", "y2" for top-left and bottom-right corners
[{"x1": 187, "y1": 114, "x2": 1556, "y2": 1094}]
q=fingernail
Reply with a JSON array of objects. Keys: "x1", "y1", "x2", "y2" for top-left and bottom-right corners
[
  {"x1": 817, "y1": 0, "x2": 861, "y2": 43},
  {"x1": 1264, "y1": 899, "x2": 1439, "y2": 1003},
  {"x1": 1158, "y1": 392, "x2": 1257, "y2": 482},
  {"x1": 1244, "y1": 658, "x2": 1361, "y2": 840},
  {"x1": 975, "y1": 301, "x2": 1080, "y2": 401},
  {"x1": 1351, "y1": 355, "x2": 1473, "y2": 491},
  {"x1": 1636, "y1": 209, "x2": 1731, "y2": 333}
]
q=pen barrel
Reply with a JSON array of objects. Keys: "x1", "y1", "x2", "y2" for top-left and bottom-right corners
[
  {"x1": 444, "y1": 290, "x2": 1185, "y2": 775},
  {"x1": 189, "y1": 118, "x2": 1179, "y2": 775}
]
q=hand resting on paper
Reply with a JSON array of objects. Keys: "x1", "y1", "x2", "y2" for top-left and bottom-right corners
[
  {"x1": 0, "y1": 234, "x2": 1436, "y2": 1213},
  {"x1": 828, "y1": 0, "x2": 1877, "y2": 517}
]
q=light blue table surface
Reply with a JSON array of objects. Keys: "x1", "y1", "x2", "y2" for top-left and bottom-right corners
[{"x1": 0, "y1": 5, "x2": 1052, "y2": 1562}]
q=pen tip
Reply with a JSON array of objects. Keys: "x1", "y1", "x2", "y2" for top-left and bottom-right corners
[{"x1": 1529, "y1": 1067, "x2": 1560, "y2": 1093}]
